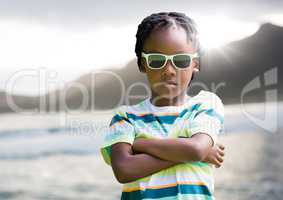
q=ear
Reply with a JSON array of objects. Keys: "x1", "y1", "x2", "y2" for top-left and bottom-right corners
[
  {"x1": 139, "y1": 58, "x2": 147, "y2": 73},
  {"x1": 192, "y1": 58, "x2": 200, "y2": 72}
]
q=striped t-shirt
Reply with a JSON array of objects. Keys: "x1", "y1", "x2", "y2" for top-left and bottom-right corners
[{"x1": 100, "y1": 90, "x2": 224, "y2": 200}]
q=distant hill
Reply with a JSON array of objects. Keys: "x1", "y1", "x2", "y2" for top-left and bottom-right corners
[
  {"x1": 0, "y1": 91, "x2": 39, "y2": 113},
  {"x1": 0, "y1": 23, "x2": 282, "y2": 113},
  {"x1": 194, "y1": 23, "x2": 283, "y2": 104},
  {"x1": 43, "y1": 60, "x2": 147, "y2": 110}
]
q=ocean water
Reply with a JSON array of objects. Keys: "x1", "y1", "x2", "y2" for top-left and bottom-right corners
[
  {"x1": 0, "y1": 112, "x2": 122, "y2": 200},
  {"x1": 0, "y1": 102, "x2": 282, "y2": 200}
]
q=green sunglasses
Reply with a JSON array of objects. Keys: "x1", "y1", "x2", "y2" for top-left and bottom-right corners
[{"x1": 141, "y1": 52, "x2": 199, "y2": 70}]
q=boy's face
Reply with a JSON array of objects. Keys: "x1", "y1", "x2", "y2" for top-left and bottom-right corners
[{"x1": 141, "y1": 25, "x2": 199, "y2": 104}]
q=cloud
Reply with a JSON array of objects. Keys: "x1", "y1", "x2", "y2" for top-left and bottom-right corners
[{"x1": 0, "y1": 0, "x2": 282, "y2": 29}]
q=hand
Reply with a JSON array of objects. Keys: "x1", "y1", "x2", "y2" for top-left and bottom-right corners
[{"x1": 203, "y1": 143, "x2": 225, "y2": 168}]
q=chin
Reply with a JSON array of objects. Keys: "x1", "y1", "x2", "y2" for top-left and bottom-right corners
[{"x1": 153, "y1": 90, "x2": 181, "y2": 100}]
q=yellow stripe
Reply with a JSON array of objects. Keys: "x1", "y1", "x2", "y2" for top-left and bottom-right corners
[
  {"x1": 122, "y1": 181, "x2": 206, "y2": 192},
  {"x1": 110, "y1": 119, "x2": 125, "y2": 128}
]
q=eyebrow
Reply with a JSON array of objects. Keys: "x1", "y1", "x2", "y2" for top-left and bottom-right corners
[{"x1": 144, "y1": 50, "x2": 189, "y2": 54}]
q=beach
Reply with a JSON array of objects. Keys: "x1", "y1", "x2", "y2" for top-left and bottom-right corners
[
  {"x1": 1, "y1": 132, "x2": 282, "y2": 200},
  {"x1": 215, "y1": 131, "x2": 283, "y2": 200},
  {"x1": 0, "y1": 102, "x2": 282, "y2": 199}
]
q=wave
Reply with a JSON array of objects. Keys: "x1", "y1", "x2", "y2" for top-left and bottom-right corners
[
  {"x1": 0, "y1": 150, "x2": 95, "y2": 160},
  {"x1": 0, "y1": 128, "x2": 103, "y2": 160}
]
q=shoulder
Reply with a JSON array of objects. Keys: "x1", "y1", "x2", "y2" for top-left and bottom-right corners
[
  {"x1": 112, "y1": 98, "x2": 149, "y2": 117},
  {"x1": 190, "y1": 90, "x2": 224, "y2": 115}
]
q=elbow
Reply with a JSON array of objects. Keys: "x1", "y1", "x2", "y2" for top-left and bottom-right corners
[
  {"x1": 115, "y1": 172, "x2": 133, "y2": 184},
  {"x1": 116, "y1": 176, "x2": 128, "y2": 184},
  {"x1": 118, "y1": 178, "x2": 134, "y2": 184},
  {"x1": 112, "y1": 162, "x2": 135, "y2": 184}
]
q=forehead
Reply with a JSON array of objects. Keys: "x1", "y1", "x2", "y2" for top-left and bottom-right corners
[{"x1": 143, "y1": 25, "x2": 195, "y2": 54}]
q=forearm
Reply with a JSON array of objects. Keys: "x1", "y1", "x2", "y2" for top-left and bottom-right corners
[
  {"x1": 117, "y1": 153, "x2": 178, "y2": 183},
  {"x1": 111, "y1": 144, "x2": 179, "y2": 184},
  {"x1": 133, "y1": 136, "x2": 211, "y2": 163}
]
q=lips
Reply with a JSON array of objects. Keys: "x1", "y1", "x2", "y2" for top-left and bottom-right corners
[{"x1": 164, "y1": 80, "x2": 178, "y2": 85}]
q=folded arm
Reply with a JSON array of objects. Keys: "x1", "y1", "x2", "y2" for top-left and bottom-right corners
[
  {"x1": 132, "y1": 133, "x2": 215, "y2": 163},
  {"x1": 110, "y1": 142, "x2": 180, "y2": 184}
]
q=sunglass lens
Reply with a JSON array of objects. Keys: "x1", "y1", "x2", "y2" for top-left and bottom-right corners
[
  {"x1": 173, "y1": 55, "x2": 191, "y2": 69},
  {"x1": 148, "y1": 55, "x2": 166, "y2": 69}
]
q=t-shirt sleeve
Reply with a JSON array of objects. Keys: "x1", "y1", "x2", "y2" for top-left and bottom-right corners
[
  {"x1": 189, "y1": 91, "x2": 224, "y2": 146},
  {"x1": 100, "y1": 106, "x2": 136, "y2": 165}
]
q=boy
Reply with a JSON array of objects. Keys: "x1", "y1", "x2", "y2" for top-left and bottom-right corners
[{"x1": 101, "y1": 12, "x2": 225, "y2": 200}]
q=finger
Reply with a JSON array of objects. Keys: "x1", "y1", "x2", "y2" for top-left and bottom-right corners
[
  {"x1": 217, "y1": 144, "x2": 225, "y2": 150},
  {"x1": 218, "y1": 150, "x2": 225, "y2": 157},
  {"x1": 213, "y1": 158, "x2": 221, "y2": 168},
  {"x1": 217, "y1": 155, "x2": 224, "y2": 163},
  {"x1": 211, "y1": 157, "x2": 221, "y2": 168}
]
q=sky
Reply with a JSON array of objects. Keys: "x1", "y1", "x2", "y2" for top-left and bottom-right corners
[{"x1": 0, "y1": 0, "x2": 282, "y2": 95}]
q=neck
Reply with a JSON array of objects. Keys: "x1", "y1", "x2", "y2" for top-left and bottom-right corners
[{"x1": 150, "y1": 91, "x2": 188, "y2": 107}]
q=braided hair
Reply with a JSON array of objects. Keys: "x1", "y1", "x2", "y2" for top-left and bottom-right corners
[{"x1": 135, "y1": 12, "x2": 201, "y2": 74}]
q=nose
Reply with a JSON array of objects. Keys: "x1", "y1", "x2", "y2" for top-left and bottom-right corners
[{"x1": 162, "y1": 59, "x2": 176, "y2": 77}]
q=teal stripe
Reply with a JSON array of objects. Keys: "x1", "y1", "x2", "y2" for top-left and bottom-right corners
[
  {"x1": 110, "y1": 103, "x2": 202, "y2": 127},
  {"x1": 194, "y1": 108, "x2": 224, "y2": 123},
  {"x1": 127, "y1": 113, "x2": 178, "y2": 125},
  {"x1": 121, "y1": 184, "x2": 211, "y2": 199},
  {"x1": 144, "y1": 194, "x2": 214, "y2": 200},
  {"x1": 206, "y1": 109, "x2": 224, "y2": 123},
  {"x1": 110, "y1": 114, "x2": 131, "y2": 126}
]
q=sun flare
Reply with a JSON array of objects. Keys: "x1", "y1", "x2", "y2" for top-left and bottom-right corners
[{"x1": 196, "y1": 16, "x2": 259, "y2": 49}]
